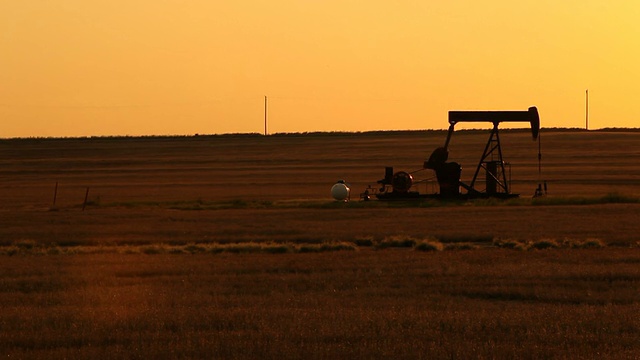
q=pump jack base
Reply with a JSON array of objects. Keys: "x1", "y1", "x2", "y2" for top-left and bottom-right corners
[{"x1": 373, "y1": 191, "x2": 519, "y2": 201}]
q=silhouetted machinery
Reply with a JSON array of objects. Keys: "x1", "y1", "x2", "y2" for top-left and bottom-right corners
[{"x1": 363, "y1": 106, "x2": 541, "y2": 200}]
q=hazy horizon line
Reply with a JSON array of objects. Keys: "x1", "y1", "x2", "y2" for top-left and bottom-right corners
[{"x1": 2, "y1": 127, "x2": 639, "y2": 141}]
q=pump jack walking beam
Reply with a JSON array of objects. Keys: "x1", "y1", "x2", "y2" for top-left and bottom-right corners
[{"x1": 448, "y1": 107, "x2": 540, "y2": 140}]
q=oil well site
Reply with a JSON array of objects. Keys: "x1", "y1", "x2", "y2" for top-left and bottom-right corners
[
  {"x1": 1, "y1": 120, "x2": 640, "y2": 359},
  {"x1": 2, "y1": 109, "x2": 640, "y2": 249}
]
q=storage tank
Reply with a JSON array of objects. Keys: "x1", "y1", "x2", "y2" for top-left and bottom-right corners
[{"x1": 331, "y1": 180, "x2": 350, "y2": 201}]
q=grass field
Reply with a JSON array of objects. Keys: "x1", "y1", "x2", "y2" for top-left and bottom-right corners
[
  {"x1": 1, "y1": 130, "x2": 639, "y2": 358},
  {"x1": 2, "y1": 251, "x2": 639, "y2": 359},
  {"x1": 2, "y1": 129, "x2": 640, "y2": 208}
]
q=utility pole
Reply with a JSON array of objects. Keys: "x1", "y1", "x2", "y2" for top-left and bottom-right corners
[
  {"x1": 585, "y1": 89, "x2": 589, "y2": 130},
  {"x1": 264, "y1": 96, "x2": 268, "y2": 136}
]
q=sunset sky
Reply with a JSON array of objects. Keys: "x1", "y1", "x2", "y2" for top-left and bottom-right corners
[{"x1": 1, "y1": 1, "x2": 639, "y2": 137}]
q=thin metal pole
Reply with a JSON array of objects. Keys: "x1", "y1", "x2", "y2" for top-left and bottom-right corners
[
  {"x1": 535, "y1": 130, "x2": 546, "y2": 197},
  {"x1": 585, "y1": 89, "x2": 589, "y2": 130},
  {"x1": 264, "y1": 96, "x2": 268, "y2": 136}
]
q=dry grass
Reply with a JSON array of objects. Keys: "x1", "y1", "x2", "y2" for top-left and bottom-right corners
[
  {"x1": 2, "y1": 131, "x2": 640, "y2": 248},
  {"x1": 2, "y1": 131, "x2": 640, "y2": 208},
  {"x1": 1, "y1": 250, "x2": 639, "y2": 359},
  {"x1": 1, "y1": 131, "x2": 640, "y2": 358},
  {"x1": 0, "y1": 236, "x2": 613, "y2": 256},
  {"x1": 2, "y1": 203, "x2": 638, "y2": 249}
]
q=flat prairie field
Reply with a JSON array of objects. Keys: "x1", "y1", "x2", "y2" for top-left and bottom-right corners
[{"x1": 1, "y1": 130, "x2": 640, "y2": 359}]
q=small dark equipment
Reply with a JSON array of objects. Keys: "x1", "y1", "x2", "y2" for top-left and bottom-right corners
[{"x1": 364, "y1": 106, "x2": 541, "y2": 200}]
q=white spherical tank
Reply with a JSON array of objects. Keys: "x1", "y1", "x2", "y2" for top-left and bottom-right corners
[{"x1": 331, "y1": 180, "x2": 350, "y2": 201}]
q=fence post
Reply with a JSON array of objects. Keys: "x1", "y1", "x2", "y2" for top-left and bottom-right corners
[
  {"x1": 53, "y1": 181, "x2": 58, "y2": 206},
  {"x1": 82, "y1": 187, "x2": 90, "y2": 211}
]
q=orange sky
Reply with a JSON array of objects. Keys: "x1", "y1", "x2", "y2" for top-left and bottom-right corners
[{"x1": 1, "y1": 1, "x2": 639, "y2": 137}]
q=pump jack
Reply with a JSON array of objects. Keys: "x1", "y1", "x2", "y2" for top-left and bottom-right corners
[
  {"x1": 365, "y1": 106, "x2": 540, "y2": 200},
  {"x1": 425, "y1": 106, "x2": 539, "y2": 198}
]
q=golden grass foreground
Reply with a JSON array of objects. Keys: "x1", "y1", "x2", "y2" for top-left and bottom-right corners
[
  {"x1": 1, "y1": 130, "x2": 640, "y2": 358},
  {"x1": 2, "y1": 250, "x2": 639, "y2": 359}
]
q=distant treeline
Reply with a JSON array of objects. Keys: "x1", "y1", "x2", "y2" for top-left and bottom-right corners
[{"x1": 2, "y1": 127, "x2": 639, "y2": 142}]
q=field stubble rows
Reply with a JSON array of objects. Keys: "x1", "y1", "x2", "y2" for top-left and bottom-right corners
[
  {"x1": 2, "y1": 131, "x2": 640, "y2": 206},
  {"x1": 1, "y1": 131, "x2": 640, "y2": 358},
  {"x1": 1, "y1": 250, "x2": 639, "y2": 359},
  {"x1": 1, "y1": 130, "x2": 640, "y2": 248}
]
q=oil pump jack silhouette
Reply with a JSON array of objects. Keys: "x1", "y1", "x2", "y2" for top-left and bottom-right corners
[
  {"x1": 425, "y1": 106, "x2": 540, "y2": 198},
  {"x1": 368, "y1": 106, "x2": 542, "y2": 200}
]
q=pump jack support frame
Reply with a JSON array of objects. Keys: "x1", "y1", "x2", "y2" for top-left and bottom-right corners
[{"x1": 430, "y1": 106, "x2": 540, "y2": 198}]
